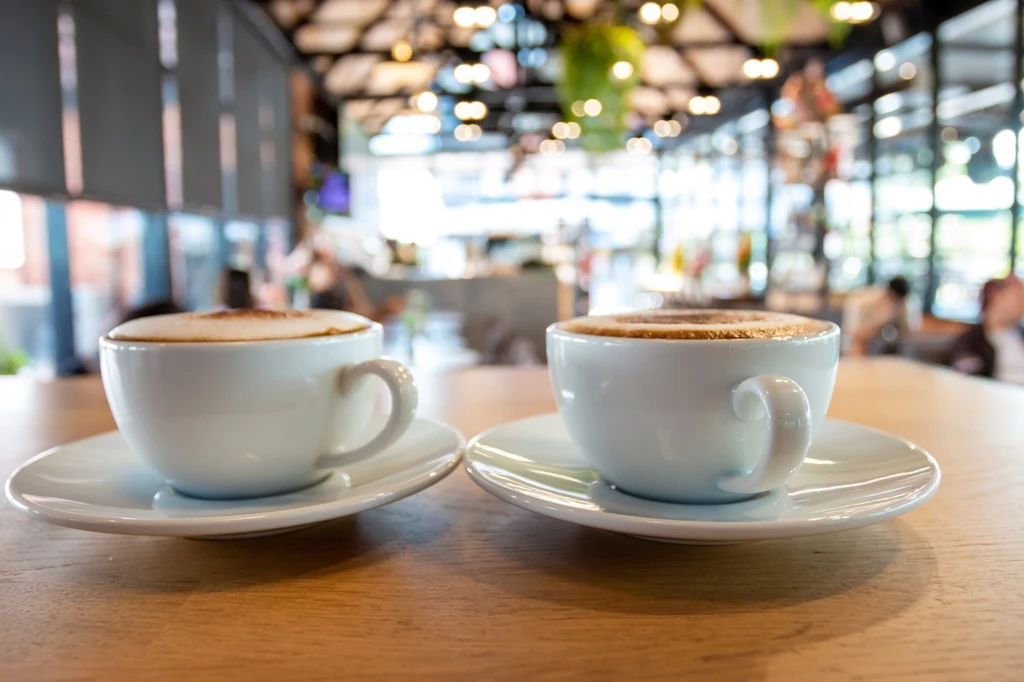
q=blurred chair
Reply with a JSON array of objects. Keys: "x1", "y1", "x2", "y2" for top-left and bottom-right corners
[{"x1": 119, "y1": 300, "x2": 184, "y2": 325}]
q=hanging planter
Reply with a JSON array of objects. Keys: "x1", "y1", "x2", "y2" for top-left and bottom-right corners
[
  {"x1": 555, "y1": 1, "x2": 854, "y2": 152},
  {"x1": 557, "y1": 23, "x2": 644, "y2": 152}
]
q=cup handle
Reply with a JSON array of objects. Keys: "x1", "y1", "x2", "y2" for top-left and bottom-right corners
[
  {"x1": 316, "y1": 358, "x2": 418, "y2": 469},
  {"x1": 717, "y1": 376, "x2": 812, "y2": 495}
]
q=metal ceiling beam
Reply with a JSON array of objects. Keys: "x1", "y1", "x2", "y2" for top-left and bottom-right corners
[
  {"x1": 697, "y1": 0, "x2": 756, "y2": 50},
  {"x1": 305, "y1": 46, "x2": 478, "y2": 60},
  {"x1": 300, "y1": 38, "x2": 771, "y2": 60},
  {"x1": 283, "y1": 0, "x2": 328, "y2": 42}
]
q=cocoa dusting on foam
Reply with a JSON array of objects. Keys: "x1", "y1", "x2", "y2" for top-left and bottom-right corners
[
  {"x1": 107, "y1": 309, "x2": 371, "y2": 343},
  {"x1": 560, "y1": 309, "x2": 831, "y2": 340}
]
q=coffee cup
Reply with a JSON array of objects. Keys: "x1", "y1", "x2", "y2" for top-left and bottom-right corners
[
  {"x1": 547, "y1": 309, "x2": 840, "y2": 504},
  {"x1": 99, "y1": 309, "x2": 417, "y2": 499}
]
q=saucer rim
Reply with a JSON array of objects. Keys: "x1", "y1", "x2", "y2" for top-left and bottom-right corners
[
  {"x1": 5, "y1": 417, "x2": 464, "y2": 537},
  {"x1": 463, "y1": 413, "x2": 941, "y2": 542}
]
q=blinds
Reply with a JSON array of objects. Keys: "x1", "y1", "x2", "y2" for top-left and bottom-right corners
[
  {"x1": 233, "y1": 9, "x2": 291, "y2": 219},
  {"x1": 0, "y1": 0, "x2": 292, "y2": 220},
  {"x1": 0, "y1": 0, "x2": 66, "y2": 196},
  {"x1": 175, "y1": 0, "x2": 223, "y2": 212},
  {"x1": 233, "y1": 12, "x2": 262, "y2": 218},
  {"x1": 74, "y1": 0, "x2": 166, "y2": 208},
  {"x1": 261, "y1": 45, "x2": 292, "y2": 220}
]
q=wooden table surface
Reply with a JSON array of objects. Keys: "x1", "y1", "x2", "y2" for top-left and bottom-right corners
[{"x1": 1, "y1": 358, "x2": 1022, "y2": 681}]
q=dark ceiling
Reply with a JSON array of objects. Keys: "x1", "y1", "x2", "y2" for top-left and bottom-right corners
[{"x1": 254, "y1": 0, "x2": 995, "y2": 141}]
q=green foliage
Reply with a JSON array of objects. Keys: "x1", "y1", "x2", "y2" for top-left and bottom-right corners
[
  {"x1": 716, "y1": 0, "x2": 850, "y2": 50},
  {"x1": 0, "y1": 346, "x2": 29, "y2": 375},
  {"x1": 555, "y1": 1, "x2": 850, "y2": 152},
  {"x1": 558, "y1": 23, "x2": 645, "y2": 153}
]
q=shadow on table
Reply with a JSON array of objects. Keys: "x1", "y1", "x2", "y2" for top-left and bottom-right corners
[
  {"x1": 441, "y1": 510, "x2": 936, "y2": 678},
  {"x1": 34, "y1": 498, "x2": 452, "y2": 594},
  {"x1": 470, "y1": 512, "x2": 934, "y2": 614}
]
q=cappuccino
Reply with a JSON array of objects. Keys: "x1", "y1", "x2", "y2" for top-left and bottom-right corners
[
  {"x1": 559, "y1": 309, "x2": 831, "y2": 341},
  {"x1": 107, "y1": 309, "x2": 371, "y2": 343},
  {"x1": 100, "y1": 308, "x2": 417, "y2": 499}
]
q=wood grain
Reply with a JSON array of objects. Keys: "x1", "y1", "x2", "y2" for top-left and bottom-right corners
[{"x1": 1, "y1": 359, "x2": 1022, "y2": 681}]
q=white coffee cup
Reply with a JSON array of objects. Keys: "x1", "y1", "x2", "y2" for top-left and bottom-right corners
[
  {"x1": 547, "y1": 312, "x2": 840, "y2": 504},
  {"x1": 99, "y1": 313, "x2": 417, "y2": 499}
]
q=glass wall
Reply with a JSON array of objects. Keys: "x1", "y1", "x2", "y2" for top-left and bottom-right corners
[
  {"x1": 0, "y1": 192, "x2": 53, "y2": 375},
  {"x1": 657, "y1": 0, "x2": 1023, "y2": 321},
  {"x1": 66, "y1": 201, "x2": 145, "y2": 364},
  {"x1": 933, "y1": 0, "x2": 1018, "y2": 318},
  {"x1": 169, "y1": 212, "x2": 219, "y2": 311}
]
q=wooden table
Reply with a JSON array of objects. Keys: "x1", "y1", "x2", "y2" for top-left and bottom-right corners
[{"x1": 1, "y1": 359, "x2": 1022, "y2": 681}]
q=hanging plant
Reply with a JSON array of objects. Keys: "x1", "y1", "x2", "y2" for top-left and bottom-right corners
[
  {"x1": 558, "y1": 23, "x2": 645, "y2": 152},
  {"x1": 555, "y1": 1, "x2": 853, "y2": 152},
  {"x1": 753, "y1": 0, "x2": 852, "y2": 49}
]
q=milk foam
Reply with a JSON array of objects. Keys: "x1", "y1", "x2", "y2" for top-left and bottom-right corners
[
  {"x1": 560, "y1": 309, "x2": 831, "y2": 340},
  {"x1": 107, "y1": 309, "x2": 371, "y2": 342}
]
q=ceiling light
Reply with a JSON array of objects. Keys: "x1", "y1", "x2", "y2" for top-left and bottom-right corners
[
  {"x1": 391, "y1": 40, "x2": 412, "y2": 63},
  {"x1": 759, "y1": 58, "x2": 779, "y2": 78},
  {"x1": 571, "y1": 100, "x2": 587, "y2": 117},
  {"x1": 454, "y1": 101, "x2": 473, "y2": 120},
  {"x1": 874, "y1": 116, "x2": 902, "y2": 139},
  {"x1": 414, "y1": 91, "x2": 438, "y2": 113},
  {"x1": 471, "y1": 63, "x2": 491, "y2": 83},
  {"x1": 565, "y1": 121, "x2": 582, "y2": 139},
  {"x1": 667, "y1": 119, "x2": 682, "y2": 137},
  {"x1": 454, "y1": 64, "x2": 474, "y2": 84},
  {"x1": 848, "y1": 1, "x2": 876, "y2": 23},
  {"x1": 832, "y1": 1, "x2": 876, "y2": 24},
  {"x1": 468, "y1": 100, "x2": 487, "y2": 120},
  {"x1": 744, "y1": 58, "x2": 779, "y2": 80},
  {"x1": 583, "y1": 99, "x2": 602, "y2": 116},
  {"x1": 552, "y1": 122, "x2": 569, "y2": 139},
  {"x1": 653, "y1": 120, "x2": 672, "y2": 137},
  {"x1": 639, "y1": 2, "x2": 661, "y2": 24},
  {"x1": 475, "y1": 6, "x2": 497, "y2": 27},
  {"x1": 661, "y1": 3, "x2": 679, "y2": 21},
  {"x1": 626, "y1": 137, "x2": 652, "y2": 154},
  {"x1": 453, "y1": 7, "x2": 477, "y2": 28},
  {"x1": 454, "y1": 123, "x2": 482, "y2": 142},
  {"x1": 540, "y1": 139, "x2": 564, "y2": 154},
  {"x1": 875, "y1": 50, "x2": 896, "y2": 72},
  {"x1": 830, "y1": 1, "x2": 852, "y2": 21},
  {"x1": 611, "y1": 61, "x2": 634, "y2": 79},
  {"x1": 689, "y1": 95, "x2": 720, "y2": 115},
  {"x1": 899, "y1": 62, "x2": 917, "y2": 80}
]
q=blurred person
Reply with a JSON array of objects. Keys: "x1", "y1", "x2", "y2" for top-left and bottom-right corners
[
  {"x1": 308, "y1": 250, "x2": 404, "y2": 322},
  {"x1": 949, "y1": 276, "x2": 1024, "y2": 384},
  {"x1": 119, "y1": 299, "x2": 184, "y2": 324},
  {"x1": 219, "y1": 268, "x2": 254, "y2": 310},
  {"x1": 843, "y1": 277, "x2": 917, "y2": 356}
]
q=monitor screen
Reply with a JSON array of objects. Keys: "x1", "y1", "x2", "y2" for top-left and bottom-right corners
[{"x1": 318, "y1": 171, "x2": 351, "y2": 215}]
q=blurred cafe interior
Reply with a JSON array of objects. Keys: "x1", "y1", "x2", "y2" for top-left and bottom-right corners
[{"x1": 3, "y1": 0, "x2": 1024, "y2": 380}]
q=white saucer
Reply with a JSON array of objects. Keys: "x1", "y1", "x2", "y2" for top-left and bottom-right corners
[
  {"x1": 464, "y1": 413, "x2": 940, "y2": 544},
  {"x1": 6, "y1": 418, "x2": 463, "y2": 539}
]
